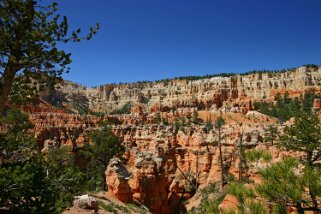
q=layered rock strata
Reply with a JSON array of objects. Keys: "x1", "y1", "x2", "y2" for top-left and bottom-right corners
[
  {"x1": 48, "y1": 66, "x2": 321, "y2": 113},
  {"x1": 105, "y1": 112, "x2": 278, "y2": 213},
  {"x1": 29, "y1": 112, "x2": 99, "y2": 148}
]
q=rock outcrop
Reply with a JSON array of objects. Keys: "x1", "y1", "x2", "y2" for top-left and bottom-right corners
[
  {"x1": 73, "y1": 195, "x2": 99, "y2": 212},
  {"x1": 104, "y1": 111, "x2": 276, "y2": 213},
  {"x1": 21, "y1": 65, "x2": 321, "y2": 213},
  {"x1": 47, "y1": 66, "x2": 321, "y2": 113},
  {"x1": 29, "y1": 112, "x2": 99, "y2": 148},
  {"x1": 105, "y1": 158, "x2": 132, "y2": 203}
]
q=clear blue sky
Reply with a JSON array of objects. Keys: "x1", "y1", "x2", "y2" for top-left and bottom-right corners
[{"x1": 57, "y1": 0, "x2": 321, "y2": 87}]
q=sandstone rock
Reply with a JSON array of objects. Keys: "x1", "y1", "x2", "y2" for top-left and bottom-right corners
[
  {"x1": 219, "y1": 194, "x2": 239, "y2": 212},
  {"x1": 49, "y1": 66, "x2": 321, "y2": 113},
  {"x1": 29, "y1": 112, "x2": 99, "y2": 148},
  {"x1": 19, "y1": 66, "x2": 321, "y2": 213},
  {"x1": 105, "y1": 158, "x2": 132, "y2": 203},
  {"x1": 41, "y1": 137, "x2": 60, "y2": 153},
  {"x1": 73, "y1": 194, "x2": 98, "y2": 211}
]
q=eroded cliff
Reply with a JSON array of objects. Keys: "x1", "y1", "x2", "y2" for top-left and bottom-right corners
[
  {"x1": 47, "y1": 66, "x2": 321, "y2": 114},
  {"x1": 23, "y1": 66, "x2": 321, "y2": 213}
]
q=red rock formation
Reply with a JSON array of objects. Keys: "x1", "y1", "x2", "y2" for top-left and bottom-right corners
[
  {"x1": 106, "y1": 155, "x2": 170, "y2": 214},
  {"x1": 103, "y1": 111, "x2": 277, "y2": 213},
  {"x1": 17, "y1": 66, "x2": 321, "y2": 213},
  {"x1": 219, "y1": 194, "x2": 239, "y2": 212},
  {"x1": 29, "y1": 112, "x2": 99, "y2": 148},
  {"x1": 58, "y1": 66, "x2": 321, "y2": 113},
  {"x1": 105, "y1": 158, "x2": 132, "y2": 203}
]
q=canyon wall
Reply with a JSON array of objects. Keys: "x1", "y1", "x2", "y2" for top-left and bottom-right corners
[
  {"x1": 28, "y1": 66, "x2": 321, "y2": 213},
  {"x1": 50, "y1": 66, "x2": 321, "y2": 113}
]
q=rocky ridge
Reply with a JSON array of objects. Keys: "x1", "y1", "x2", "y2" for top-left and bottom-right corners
[
  {"x1": 46, "y1": 66, "x2": 321, "y2": 114},
  {"x1": 22, "y1": 66, "x2": 321, "y2": 213}
]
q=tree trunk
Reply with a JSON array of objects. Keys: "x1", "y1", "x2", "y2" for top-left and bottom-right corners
[
  {"x1": 307, "y1": 151, "x2": 313, "y2": 166},
  {"x1": 238, "y1": 132, "x2": 243, "y2": 182},
  {"x1": 309, "y1": 186, "x2": 318, "y2": 208},
  {"x1": 218, "y1": 128, "x2": 224, "y2": 189},
  {"x1": 0, "y1": 66, "x2": 18, "y2": 115},
  {"x1": 0, "y1": 1, "x2": 35, "y2": 116},
  {"x1": 195, "y1": 152, "x2": 199, "y2": 189},
  {"x1": 296, "y1": 203, "x2": 304, "y2": 214},
  {"x1": 102, "y1": 175, "x2": 107, "y2": 191}
]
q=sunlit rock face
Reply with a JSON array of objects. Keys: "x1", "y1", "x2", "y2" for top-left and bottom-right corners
[
  {"x1": 104, "y1": 113, "x2": 277, "y2": 214},
  {"x1": 29, "y1": 112, "x2": 99, "y2": 148},
  {"x1": 50, "y1": 66, "x2": 321, "y2": 113},
  {"x1": 21, "y1": 65, "x2": 321, "y2": 214}
]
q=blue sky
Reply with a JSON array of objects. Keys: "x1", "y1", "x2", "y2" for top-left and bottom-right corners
[{"x1": 57, "y1": 0, "x2": 321, "y2": 86}]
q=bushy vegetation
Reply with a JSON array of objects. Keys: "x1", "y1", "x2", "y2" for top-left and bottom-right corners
[
  {"x1": 0, "y1": 0, "x2": 98, "y2": 115},
  {"x1": 188, "y1": 183, "x2": 223, "y2": 214},
  {"x1": 225, "y1": 112, "x2": 321, "y2": 213},
  {"x1": 82, "y1": 121, "x2": 125, "y2": 191},
  {"x1": 0, "y1": 109, "x2": 125, "y2": 213},
  {"x1": 110, "y1": 102, "x2": 132, "y2": 115},
  {"x1": 254, "y1": 91, "x2": 320, "y2": 122},
  {"x1": 190, "y1": 111, "x2": 321, "y2": 213},
  {"x1": 0, "y1": 109, "x2": 86, "y2": 213}
]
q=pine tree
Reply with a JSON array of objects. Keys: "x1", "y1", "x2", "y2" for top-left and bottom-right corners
[
  {"x1": 227, "y1": 182, "x2": 267, "y2": 214},
  {"x1": 83, "y1": 122, "x2": 125, "y2": 191},
  {"x1": 263, "y1": 124, "x2": 279, "y2": 146},
  {"x1": 280, "y1": 113, "x2": 321, "y2": 166},
  {"x1": 155, "y1": 112, "x2": 161, "y2": 124},
  {"x1": 278, "y1": 112, "x2": 321, "y2": 210},
  {"x1": 246, "y1": 149, "x2": 272, "y2": 168},
  {"x1": 205, "y1": 117, "x2": 213, "y2": 134},
  {"x1": 215, "y1": 116, "x2": 226, "y2": 189},
  {"x1": 0, "y1": 0, "x2": 99, "y2": 115},
  {"x1": 255, "y1": 157, "x2": 321, "y2": 213},
  {"x1": 0, "y1": 109, "x2": 86, "y2": 212},
  {"x1": 192, "y1": 110, "x2": 199, "y2": 124}
]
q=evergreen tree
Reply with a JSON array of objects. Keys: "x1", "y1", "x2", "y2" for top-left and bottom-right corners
[
  {"x1": 278, "y1": 112, "x2": 321, "y2": 210},
  {"x1": 230, "y1": 112, "x2": 321, "y2": 214},
  {"x1": 246, "y1": 149, "x2": 272, "y2": 168},
  {"x1": 263, "y1": 124, "x2": 279, "y2": 146},
  {"x1": 205, "y1": 118, "x2": 213, "y2": 134},
  {"x1": 180, "y1": 117, "x2": 186, "y2": 126},
  {"x1": 215, "y1": 116, "x2": 226, "y2": 189},
  {"x1": 237, "y1": 127, "x2": 247, "y2": 182},
  {"x1": 0, "y1": 108, "x2": 35, "y2": 164},
  {"x1": 256, "y1": 157, "x2": 321, "y2": 213},
  {"x1": 0, "y1": 0, "x2": 99, "y2": 115},
  {"x1": 0, "y1": 155, "x2": 55, "y2": 213},
  {"x1": 83, "y1": 122, "x2": 125, "y2": 191},
  {"x1": 227, "y1": 182, "x2": 267, "y2": 214},
  {"x1": 280, "y1": 113, "x2": 321, "y2": 166},
  {"x1": 46, "y1": 146, "x2": 87, "y2": 212},
  {"x1": 192, "y1": 110, "x2": 199, "y2": 124},
  {"x1": 173, "y1": 117, "x2": 180, "y2": 135},
  {"x1": 0, "y1": 109, "x2": 86, "y2": 213},
  {"x1": 155, "y1": 112, "x2": 161, "y2": 124}
]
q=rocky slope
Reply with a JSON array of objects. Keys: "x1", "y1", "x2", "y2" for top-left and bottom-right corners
[
  {"x1": 22, "y1": 65, "x2": 321, "y2": 213},
  {"x1": 27, "y1": 108, "x2": 279, "y2": 213},
  {"x1": 44, "y1": 66, "x2": 321, "y2": 114},
  {"x1": 105, "y1": 111, "x2": 280, "y2": 214}
]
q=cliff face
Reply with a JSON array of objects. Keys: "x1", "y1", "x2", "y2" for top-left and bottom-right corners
[
  {"x1": 26, "y1": 66, "x2": 321, "y2": 213},
  {"x1": 30, "y1": 112, "x2": 99, "y2": 149},
  {"x1": 105, "y1": 112, "x2": 282, "y2": 213},
  {"x1": 49, "y1": 66, "x2": 321, "y2": 113}
]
